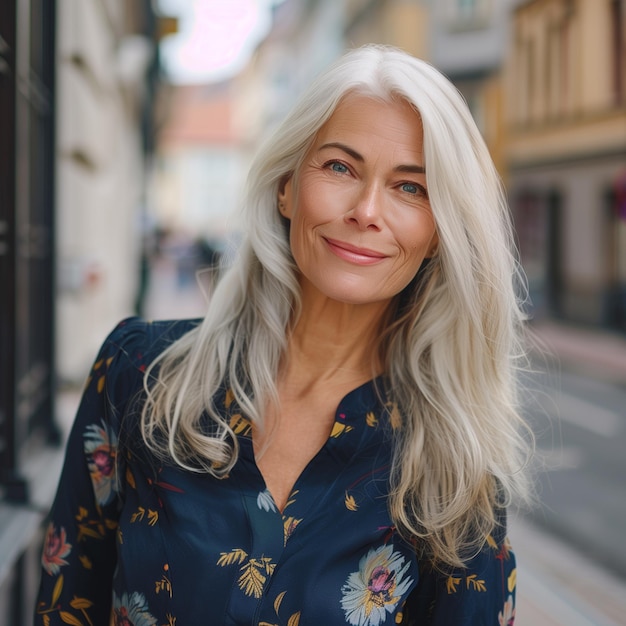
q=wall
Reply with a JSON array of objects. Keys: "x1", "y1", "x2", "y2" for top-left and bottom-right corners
[{"x1": 56, "y1": 0, "x2": 154, "y2": 382}]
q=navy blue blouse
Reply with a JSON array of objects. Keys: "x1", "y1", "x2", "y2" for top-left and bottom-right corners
[{"x1": 35, "y1": 318, "x2": 517, "y2": 625}]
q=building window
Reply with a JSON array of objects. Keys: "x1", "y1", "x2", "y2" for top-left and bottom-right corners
[{"x1": 447, "y1": 0, "x2": 492, "y2": 30}]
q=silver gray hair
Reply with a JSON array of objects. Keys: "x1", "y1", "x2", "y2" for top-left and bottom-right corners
[{"x1": 141, "y1": 44, "x2": 533, "y2": 567}]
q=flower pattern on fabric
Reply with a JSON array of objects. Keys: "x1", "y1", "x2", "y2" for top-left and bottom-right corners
[
  {"x1": 34, "y1": 318, "x2": 519, "y2": 626},
  {"x1": 341, "y1": 545, "x2": 413, "y2": 626},
  {"x1": 217, "y1": 548, "x2": 277, "y2": 598},
  {"x1": 41, "y1": 522, "x2": 72, "y2": 576},
  {"x1": 84, "y1": 420, "x2": 118, "y2": 505},
  {"x1": 257, "y1": 488, "x2": 277, "y2": 512},
  {"x1": 113, "y1": 591, "x2": 158, "y2": 626},
  {"x1": 498, "y1": 594, "x2": 515, "y2": 626}
]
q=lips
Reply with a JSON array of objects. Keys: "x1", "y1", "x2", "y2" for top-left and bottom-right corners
[{"x1": 323, "y1": 237, "x2": 388, "y2": 265}]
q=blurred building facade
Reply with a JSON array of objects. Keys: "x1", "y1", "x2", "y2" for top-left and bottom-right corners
[
  {"x1": 249, "y1": 0, "x2": 626, "y2": 334},
  {"x1": 507, "y1": 0, "x2": 626, "y2": 330},
  {"x1": 428, "y1": 0, "x2": 516, "y2": 175},
  {"x1": 237, "y1": 0, "x2": 347, "y2": 148},
  {"x1": 0, "y1": 0, "x2": 161, "y2": 623},
  {"x1": 151, "y1": 82, "x2": 246, "y2": 239},
  {"x1": 56, "y1": 0, "x2": 159, "y2": 382}
]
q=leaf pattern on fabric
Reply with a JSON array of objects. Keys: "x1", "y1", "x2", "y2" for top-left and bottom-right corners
[
  {"x1": 34, "y1": 319, "x2": 519, "y2": 626},
  {"x1": 330, "y1": 422, "x2": 354, "y2": 437},
  {"x1": 282, "y1": 516, "x2": 302, "y2": 545},
  {"x1": 345, "y1": 492, "x2": 358, "y2": 511},
  {"x1": 217, "y1": 549, "x2": 277, "y2": 599}
]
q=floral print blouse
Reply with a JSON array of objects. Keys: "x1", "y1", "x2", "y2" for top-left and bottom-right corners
[{"x1": 35, "y1": 318, "x2": 517, "y2": 626}]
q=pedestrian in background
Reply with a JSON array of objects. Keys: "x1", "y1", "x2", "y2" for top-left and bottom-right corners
[{"x1": 36, "y1": 44, "x2": 532, "y2": 625}]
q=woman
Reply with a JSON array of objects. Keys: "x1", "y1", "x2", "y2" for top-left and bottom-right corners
[{"x1": 36, "y1": 45, "x2": 531, "y2": 625}]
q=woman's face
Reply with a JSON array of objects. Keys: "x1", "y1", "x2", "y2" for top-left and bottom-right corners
[{"x1": 279, "y1": 93, "x2": 438, "y2": 307}]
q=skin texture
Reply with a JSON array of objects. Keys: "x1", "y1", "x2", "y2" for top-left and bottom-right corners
[
  {"x1": 256, "y1": 94, "x2": 439, "y2": 511},
  {"x1": 280, "y1": 93, "x2": 438, "y2": 310}
]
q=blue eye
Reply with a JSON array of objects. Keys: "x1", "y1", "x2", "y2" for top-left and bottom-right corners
[
  {"x1": 401, "y1": 183, "x2": 419, "y2": 194},
  {"x1": 329, "y1": 161, "x2": 348, "y2": 173}
]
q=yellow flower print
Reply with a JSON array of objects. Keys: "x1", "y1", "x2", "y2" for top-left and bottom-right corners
[
  {"x1": 385, "y1": 402, "x2": 402, "y2": 430},
  {"x1": 508, "y1": 568, "x2": 516, "y2": 593},
  {"x1": 155, "y1": 563, "x2": 173, "y2": 597},
  {"x1": 345, "y1": 492, "x2": 358, "y2": 511},
  {"x1": 229, "y1": 413, "x2": 252, "y2": 437},
  {"x1": 366, "y1": 412, "x2": 378, "y2": 428},
  {"x1": 465, "y1": 574, "x2": 486, "y2": 592},
  {"x1": 331, "y1": 422, "x2": 354, "y2": 438},
  {"x1": 217, "y1": 549, "x2": 277, "y2": 599},
  {"x1": 446, "y1": 576, "x2": 461, "y2": 594},
  {"x1": 85, "y1": 356, "x2": 113, "y2": 394},
  {"x1": 224, "y1": 388, "x2": 235, "y2": 409},
  {"x1": 257, "y1": 591, "x2": 301, "y2": 626},
  {"x1": 283, "y1": 516, "x2": 302, "y2": 545}
]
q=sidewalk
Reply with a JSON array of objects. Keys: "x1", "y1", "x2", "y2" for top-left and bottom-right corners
[
  {"x1": 530, "y1": 320, "x2": 626, "y2": 386},
  {"x1": 511, "y1": 515, "x2": 626, "y2": 625}
]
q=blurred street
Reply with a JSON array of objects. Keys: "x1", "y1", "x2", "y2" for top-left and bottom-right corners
[
  {"x1": 139, "y1": 256, "x2": 626, "y2": 625},
  {"x1": 523, "y1": 359, "x2": 626, "y2": 580}
]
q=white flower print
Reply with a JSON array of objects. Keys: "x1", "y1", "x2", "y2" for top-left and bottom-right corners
[
  {"x1": 341, "y1": 544, "x2": 413, "y2": 626},
  {"x1": 257, "y1": 488, "x2": 277, "y2": 512},
  {"x1": 112, "y1": 591, "x2": 158, "y2": 626}
]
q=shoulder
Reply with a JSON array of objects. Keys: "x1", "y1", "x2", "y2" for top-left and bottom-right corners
[
  {"x1": 102, "y1": 317, "x2": 202, "y2": 368},
  {"x1": 96, "y1": 317, "x2": 202, "y2": 405}
]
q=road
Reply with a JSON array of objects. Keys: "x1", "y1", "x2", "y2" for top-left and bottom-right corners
[{"x1": 522, "y1": 363, "x2": 626, "y2": 580}]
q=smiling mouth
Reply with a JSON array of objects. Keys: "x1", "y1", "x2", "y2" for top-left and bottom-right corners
[{"x1": 323, "y1": 237, "x2": 388, "y2": 265}]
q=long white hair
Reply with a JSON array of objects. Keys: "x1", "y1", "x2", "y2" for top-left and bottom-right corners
[{"x1": 141, "y1": 44, "x2": 533, "y2": 567}]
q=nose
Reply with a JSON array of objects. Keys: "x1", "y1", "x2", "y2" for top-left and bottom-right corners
[{"x1": 345, "y1": 181, "x2": 383, "y2": 231}]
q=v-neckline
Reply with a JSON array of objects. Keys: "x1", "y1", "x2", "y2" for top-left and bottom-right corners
[{"x1": 238, "y1": 376, "x2": 385, "y2": 515}]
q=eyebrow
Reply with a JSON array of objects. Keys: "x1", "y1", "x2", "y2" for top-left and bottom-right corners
[{"x1": 318, "y1": 142, "x2": 426, "y2": 174}]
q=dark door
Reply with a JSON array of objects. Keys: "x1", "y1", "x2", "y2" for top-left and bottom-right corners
[
  {"x1": 545, "y1": 190, "x2": 564, "y2": 318},
  {"x1": 0, "y1": 0, "x2": 57, "y2": 503}
]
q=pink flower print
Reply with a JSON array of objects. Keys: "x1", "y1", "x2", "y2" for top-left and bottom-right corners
[
  {"x1": 113, "y1": 607, "x2": 133, "y2": 626},
  {"x1": 84, "y1": 421, "x2": 119, "y2": 505},
  {"x1": 91, "y1": 446, "x2": 115, "y2": 478},
  {"x1": 41, "y1": 522, "x2": 72, "y2": 575},
  {"x1": 368, "y1": 565, "x2": 394, "y2": 598}
]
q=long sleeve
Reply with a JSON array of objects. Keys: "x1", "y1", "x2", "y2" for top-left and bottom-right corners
[
  {"x1": 403, "y1": 509, "x2": 517, "y2": 625},
  {"x1": 34, "y1": 319, "x2": 146, "y2": 626}
]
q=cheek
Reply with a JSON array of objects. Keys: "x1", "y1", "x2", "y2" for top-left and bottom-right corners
[{"x1": 395, "y1": 216, "x2": 437, "y2": 257}]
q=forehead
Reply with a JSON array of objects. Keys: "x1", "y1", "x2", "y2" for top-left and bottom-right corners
[{"x1": 313, "y1": 92, "x2": 424, "y2": 149}]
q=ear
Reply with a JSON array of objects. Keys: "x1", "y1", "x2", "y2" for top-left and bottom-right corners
[{"x1": 277, "y1": 175, "x2": 294, "y2": 220}]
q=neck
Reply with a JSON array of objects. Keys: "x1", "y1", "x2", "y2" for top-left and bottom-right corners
[{"x1": 282, "y1": 283, "x2": 392, "y2": 390}]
